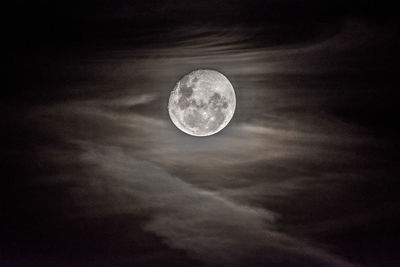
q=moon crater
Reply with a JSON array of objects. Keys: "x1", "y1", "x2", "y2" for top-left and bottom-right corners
[{"x1": 168, "y1": 69, "x2": 236, "y2": 136}]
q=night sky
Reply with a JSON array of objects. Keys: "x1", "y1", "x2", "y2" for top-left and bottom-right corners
[{"x1": 3, "y1": 1, "x2": 400, "y2": 266}]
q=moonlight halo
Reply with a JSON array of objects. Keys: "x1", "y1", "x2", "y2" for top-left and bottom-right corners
[{"x1": 168, "y1": 69, "x2": 236, "y2": 136}]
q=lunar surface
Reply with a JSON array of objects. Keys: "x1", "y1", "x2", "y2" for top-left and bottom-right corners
[{"x1": 168, "y1": 69, "x2": 236, "y2": 136}]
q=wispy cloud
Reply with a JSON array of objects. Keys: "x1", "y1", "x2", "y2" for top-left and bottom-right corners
[
  {"x1": 79, "y1": 144, "x2": 352, "y2": 266},
  {"x1": 26, "y1": 20, "x2": 390, "y2": 266}
]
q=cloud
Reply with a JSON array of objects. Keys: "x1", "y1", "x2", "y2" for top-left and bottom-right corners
[
  {"x1": 28, "y1": 22, "x2": 383, "y2": 265},
  {"x1": 105, "y1": 93, "x2": 158, "y2": 107},
  {"x1": 79, "y1": 143, "x2": 352, "y2": 266}
]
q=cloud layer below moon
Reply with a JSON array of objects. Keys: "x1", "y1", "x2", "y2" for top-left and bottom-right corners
[{"x1": 80, "y1": 143, "x2": 351, "y2": 266}]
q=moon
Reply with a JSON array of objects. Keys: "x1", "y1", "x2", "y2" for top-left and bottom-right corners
[{"x1": 168, "y1": 69, "x2": 236, "y2": 137}]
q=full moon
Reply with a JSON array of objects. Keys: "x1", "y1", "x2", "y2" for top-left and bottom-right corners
[{"x1": 168, "y1": 70, "x2": 236, "y2": 137}]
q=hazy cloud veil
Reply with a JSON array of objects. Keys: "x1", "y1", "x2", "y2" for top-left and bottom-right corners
[{"x1": 33, "y1": 22, "x2": 388, "y2": 266}]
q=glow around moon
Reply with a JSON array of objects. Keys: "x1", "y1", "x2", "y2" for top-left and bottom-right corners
[{"x1": 168, "y1": 69, "x2": 236, "y2": 137}]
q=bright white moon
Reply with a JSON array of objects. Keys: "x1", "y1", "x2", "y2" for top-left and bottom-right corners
[{"x1": 168, "y1": 69, "x2": 236, "y2": 136}]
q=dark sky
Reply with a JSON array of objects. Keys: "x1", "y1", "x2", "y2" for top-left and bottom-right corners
[{"x1": 3, "y1": 1, "x2": 400, "y2": 266}]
